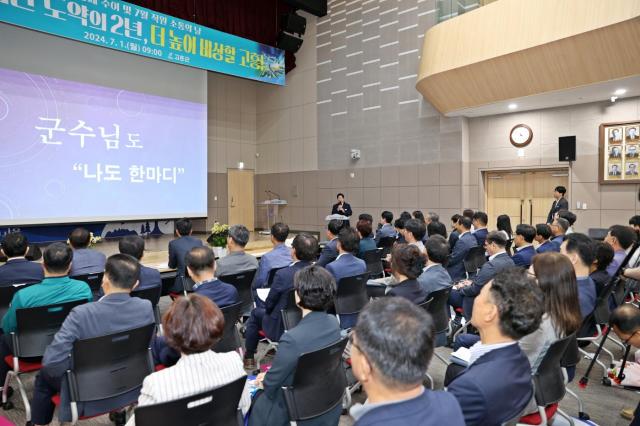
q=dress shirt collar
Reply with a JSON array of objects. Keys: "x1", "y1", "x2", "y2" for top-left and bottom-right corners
[
  {"x1": 459, "y1": 230, "x2": 470, "y2": 238},
  {"x1": 98, "y1": 292, "x2": 132, "y2": 302},
  {"x1": 349, "y1": 387, "x2": 425, "y2": 421},
  {"x1": 337, "y1": 252, "x2": 350, "y2": 260},
  {"x1": 469, "y1": 341, "x2": 517, "y2": 365},
  {"x1": 516, "y1": 244, "x2": 533, "y2": 252},
  {"x1": 5, "y1": 257, "x2": 26, "y2": 262},
  {"x1": 192, "y1": 277, "x2": 217, "y2": 291},
  {"x1": 423, "y1": 263, "x2": 441, "y2": 272},
  {"x1": 488, "y1": 250, "x2": 506, "y2": 261}
]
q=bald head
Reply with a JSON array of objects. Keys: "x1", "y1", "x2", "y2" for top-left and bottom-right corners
[{"x1": 185, "y1": 246, "x2": 216, "y2": 283}]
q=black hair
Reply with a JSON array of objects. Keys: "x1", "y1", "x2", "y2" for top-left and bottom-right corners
[
  {"x1": 497, "y1": 215, "x2": 513, "y2": 236},
  {"x1": 427, "y1": 221, "x2": 447, "y2": 239},
  {"x1": 228, "y1": 224, "x2": 250, "y2": 247},
  {"x1": 609, "y1": 224, "x2": 637, "y2": 250},
  {"x1": 105, "y1": 253, "x2": 141, "y2": 290},
  {"x1": 118, "y1": 235, "x2": 145, "y2": 260},
  {"x1": 292, "y1": 233, "x2": 319, "y2": 262},
  {"x1": 472, "y1": 211, "x2": 488, "y2": 226},
  {"x1": 400, "y1": 211, "x2": 412, "y2": 221},
  {"x1": 354, "y1": 297, "x2": 435, "y2": 389},
  {"x1": 1, "y1": 232, "x2": 29, "y2": 258},
  {"x1": 486, "y1": 231, "x2": 508, "y2": 247},
  {"x1": 185, "y1": 246, "x2": 215, "y2": 274},
  {"x1": 564, "y1": 233, "x2": 596, "y2": 266},
  {"x1": 516, "y1": 224, "x2": 536, "y2": 244},
  {"x1": 457, "y1": 216, "x2": 472, "y2": 230},
  {"x1": 381, "y1": 211, "x2": 393, "y2": 224},
  {"x1": 610, "y1": 305, "x2": 640, "y2": 335},
  {"x1": 412, "y1": 210, "x2": 426, "y2": 223},
  {"x1": 555, "y1": 186, "x2": 567, "y2": 195},
  {"x1": 328, "y1": 219, "x2": 344, "y2": 236},
  {"x1": 594, "y1": 241, "x2": 614, "y2": 272},
  {"x1": 489, "y1": 268, "x2": 544, "y2": 339},
  {"x1": 271, "y1": 222, "x2": 290, "y2": 243},
  {"x1": 338, "y1": 227, "x2": 360, "y2": 254},
  {"x1": 425, "y1": 236, "x2": 449, "y2": 264},
  {"x1": 404, "y1": 218, "x2": 426, "y2": 241},
  {"x1": 294, "y1": 265, "x2": 336, "y2": 311},
  {"x1": 451, "y1": 214, "x2": 461, "y2": 223},
  {"x1": 535, "y1": 223, "x2": 552, "y2": 240},
  {"x1": 462, "y1": 209, "x2": 474, "y2": 219},
  {"x1": 336, "y1": 193, "x2": 345, "y2": 199},
  {"x1": 43, "y1": 242, "x2": 73, "y2": 274},
  {"x1": 558, "y1": 210, "x2": 577, "y2": 226},
  {"x1": 359, "y1": 213, "x2": 373, "y2": 223},
  {"x1": 69, "y1": 228, "x2": 91, "y2": 249},
  {"x1": 176, "y1": 218, "x2": 192, "y2": 236},
  {"x1": 394, "y1": 218, "x2": 405, "y2": 230},
  {"x1": 629, "y1": 215, "x2": 640, "y2": 227},
  {"x1": 391, "y1": 244, "x2": 425, "y2": 280}
]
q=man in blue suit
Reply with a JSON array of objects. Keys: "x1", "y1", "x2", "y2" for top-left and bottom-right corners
[
  {"x1": 374, "y1": 211, "x2": 397, "y2": 244},
  {"x1": 316, "y1": 219, "x2": 342, "y2": 267},
  {"x1": 418, "y1": 235, "x2": 452, "y2": 297},
  {"x1": 167, "y1": 218, "x2": 203, "y2": 292},
  {"x1": 535, "y1": 223, "x2": 558, "y2": 253},
  {"x1": 30, "y1": 254, "x2": 155, "y2": 424},
  {"x1": 243, "y1": 234, "x2": 319, "y2": 370},
  {"x1": 68, "y1": 227, "x2": 106, "y2": 276},
  {"x1": 118, "y1": 236, "x2": 161, "y2": 290},
  {"x1": 447, "y1": 268, "x2": 544, "y2": 426},
  {"x1": 550, "y1": 217, "x2": 569, "y2": 251},
  {"x1": 253, "y1": 223, "x2": 292, "y2": 291},
  {"x1": 447, "y1": 216, "x2": 478, "y2": 282},
  {"x1": 0, "y1": 232, "x2": 43, "y2": 286},
  {"x1": 471, "y1": 211, "x2": 489, "y2": 247},
  {"x1": 511, "y1": 224, "x2": 537, "y2": 268}
]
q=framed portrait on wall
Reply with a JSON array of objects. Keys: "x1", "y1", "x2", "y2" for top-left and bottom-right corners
[{"x1": 600, "y1": 121, "x2": 640, "y2": 184}]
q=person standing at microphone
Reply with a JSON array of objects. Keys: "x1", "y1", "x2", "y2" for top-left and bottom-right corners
[{"x1": 332, "y1": 193, "x2": 353, "y2": 228}]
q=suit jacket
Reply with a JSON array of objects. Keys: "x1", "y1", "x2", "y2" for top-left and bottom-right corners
[
  {"x1": 216, "y1": 251, "x2": 259, "y2": 278},
  {"x1": 326, "y1": 253, "x2": 367, "y2": 284},
  {"x1": 138, "y1": 265, "x2": 162, "y2": 290},
  {"x1": 547, "y1": 197, "x2": 569, "y2": 223},
  {"x1": 511, "y1": 245, "x2": 536, "y2": 268},
  {"x1": 263, "y1": 261, "x2": 312, "y2": 340},
  {"x1": 447, "y1": 344, "x2": 533, "y2": 426},
  {"x1": 449, "y1": 230, "x2": 460, "y2": 253},
  {"x1": 358, "y1": 236, "x2": 377, "y2": 259},
  {"x1": 473, "y1": 228, "x2": 488, "y2": 248},
  {"x1": 249, "y1": 312, "x2": 342, "y2": 426},
  {"x1": 331, "y1": 202, "x2": 352, "y2": 225},
  {"x1": 536, "y1": 240, "x2": 558, "y2": 254},
  {"x1": 447, "y1": 232, "x2": 478, "y2": 282},
  {"x1": 317, "y1": 238, "x2": 339, "y2": 267},
  {"x1": 69, "y1": 248, "x2": 106, "y2": 276},
  {"x1": 387, "y1": 279, "x2": 427, "y2": 304},
  {"x1": 461, "y1": 253, "x2": 515, "y2": 317},
  {"x1": 167, "y1": 236, "x2": 203, "y2": 291},
  {"x1": 374, "y1": 224, "x2": 397, "y2": 244},
  {"x1": 42, "y1": 293, "x2": 155, "y2": 421},
  {"x1": 0, "y1": 258, "x2": 43, "y2": 286},
  {"x1": 576, "y1": 276, "x2": 597, "y2": 319},
  {"x1": 254, "y1": 244, "x2": 292, "y2": 289},
  {"x1": 417, "y1": 264, "x2": 452, "y2": 298},
  {"x1": 550, "y1": 235, "x2": 565, "y2": 251},
  {"x1": 193, "y1": 278, "x2": 239, "y2": 308}
]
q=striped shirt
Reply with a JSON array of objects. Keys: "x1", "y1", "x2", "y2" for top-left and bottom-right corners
[{"x1": 469, "y1": 341, "x2": 517, "y2": 366}]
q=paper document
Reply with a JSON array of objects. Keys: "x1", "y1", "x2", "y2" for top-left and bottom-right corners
[
  {"x1": 257, "y1": 288, "x2": 271, "y2": 302},
  {"x1": 449, "y1": 347, "x2": 471, "y2": 367}
]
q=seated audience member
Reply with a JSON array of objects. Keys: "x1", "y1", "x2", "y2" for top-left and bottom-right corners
[
  {"x1": 30, "y1": 254, "x2": 155, "y2": 425},
  {"x1": 590, "y1": 242, "x2": 614, "y2": 296},
  {"x1": 550, "y1": 217, "x2": 569, "y2": 250},
  {"x1": 126, "y1": 294, "x2": 250, "y2": 426},
  {"x1": 605, "y1": 224, "x2": 637, "y2": 276},
  {"x1": 118, "y1": 235, "x2": 161, "y2": 290},
  {"x1": 412, "y1": 210, "x2": 426, "y2": 223},
  {"x1": 358, "y1": 213, "x2": 373, "y2": 224},
  {"x1": 394, "y1": 218, "x2": 407, "y2": 244},
  {"x1": 357, "y1": 220, "x2": 377, "y2": 258},
  {"x1": 630, "y1": 215, "x2": 640, "y2": 237},
  {"x1": 168, "y1": 218, "x2": 203, "y2": 292},
  {"x1": 427, "y1": 220, "x2": 447, "y2": 239},
  {"x1": 386, "y1": 244, "x2": 427, "y2": 304},
  {"x1": 426, "y1": 211, "x2": 440, "y2": 225},
  {"x1": 418, "y1": 235, "x2": 452, "y2": 297},
  {"x1": 254, "y1": 223, "x2": 292, "y2": 290},
  {"x1": 349, "y1": 298, "x2": 465, "y2": 426},
  {"x1": 511, "y1": 224, "x2": 537, "y2": 268},
  {"x1": 68, "y1": 227, "x2": 106, "y2": 276},
  {"x1": 249, "y1": 266, "x2": 341, "y2": 426},
  {"x1": 471, "y1": 211, "x2": 489, "y2": 247},
  {"x1": 535, "y1": 223, "x2": 557, "y2": 253},
  {"x1": 447, "y1": 269, "x2": 544, "y2": 426},
  {"x1": 448, "y1": 214, "x2": 461, "y2": 251},
  {"x1": 317, "y1": 219, "x2": 343, "y2": 267},
  {"x1": 560, "y1": 234, "x2": 597, "y2": 319},
  {"x1": 215, "y1": 224, "x2": 258, "y2": 277},
  {"x1": 496, "y1": 214, "x2": 514, "y2": 241},
  {"x1": 402, "y1": 218, "x2": 427, "y2": 254},
  {"x1": 558, "y1": 210, "x2": 577, "y2": 235},
  {"x1": 609, "y1": 305, "x2": 640, "y2": 426},
  {"x1": 446, "y1": 216, "x2": 479, "y2": 282},
  {"x1": 400, "y1": 211, "x2": 412, "y2": 222},
  {"x1": 243, "y1": 234, "x2": 318, "y2": 370},
  {"x1": 374, "y1": 211, "x2": 396, "y2": 244},
  {"x1": 0, "y1": 232, "x2": 43, "y2": 286}
]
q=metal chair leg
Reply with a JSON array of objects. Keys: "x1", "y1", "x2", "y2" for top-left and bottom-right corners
[{"x1": 557, "y1": 408, "x2": 576, "y2": 426}]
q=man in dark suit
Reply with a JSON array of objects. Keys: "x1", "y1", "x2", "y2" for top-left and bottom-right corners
[
  {"x1": 448, "y1": 214, "x2": 461, "y2": 251},
  {"x1": 317, "y1": 219, "x2": 343, "y2": 267},
  {"x1": 249, "y1": 266, "x2": 342, "y2": 426},
  {"x1": 447, "y1": 268, "x2": 544, "y2": 426},
  {"x1": 418, "y1": 235, "x2": 452, "y2": 297},
  {"x1": 30, "y1": 254, "x2": 155, "y2": 424},
  {"x1": 349, "y1": 298, "x2": 464, "y2": 426},
  {"x1": 446, "y1": 216, "x2": 478, "y2": 282},
  {"x1": 68, "y1": 227, "x2": 106, "y2": 276},
  {"x1": 550, "y1": 217, "x2": 569, "y2": 251},
  {"x1": 511, "y1": 224, "x2": 537, "y2": 268},
  {"x1": 471, "y1": 211, "x2": 489, "y2": 247},
  {"x1": 168, "y1": 218, "x2": 203, "y2": 292},
  {"x1": 374, "y1": 211, "x2": 396, "y2": 244},
  {"x1": 0, "y1": 232, "x2": 43, "y2": 286},
  {"x1": 243, "y1": 234, "x2": 319, "y2": 370},
  {"x1": 535, "y1": 223, "x2": 558, "y2": 253},
  {"x1": 118, "y1": 235, "x2": 161, "y2": 290},
  {"x1": 546, "y1": 185, "x2": 569, "y2": 224},
  {"x1": 331, "y1": 192, "x2": 352, "y2": 228}
]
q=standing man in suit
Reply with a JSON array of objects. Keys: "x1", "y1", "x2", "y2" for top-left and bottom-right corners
[
  {"x1": 447, "y1": 269, "x2": 544, "y2": 426},
  {"x1": 118, "y1": 235, "x2": 161, "y2": 290},
  {"x1": 374, "y1": 211, "x2": 396, "y2": 244},
  {"x1": 68, "y1": 227, "x2": 106, "y2": 276},
  {"x1": 471, "y1": 212, "x2": 489, "y2": 247},
  {"x1": 331, "y1": 193, "x2": 353, "y2": 228},
  {"x1": 168, "y1": 218, "x2": 203, "y2": 292},
  {"x1": 447, "y1": 216, "x2": 478, "y2": 282},
  {"x1": 550, "y1": 217, "x2": 569, "y2": 251},
  {"x1": 243, "y1": 234, "x2": 319, "y2": 370},
  {"x1": 546, "y1": 185, "x2": 569, "y2": 224},
  {"x1": 535, "y1": 224, "x2": 558, "y2": 253},
  {"x1": 0, "y1": 232, "x2": 43, "y2": 286},
  {"x1": 254, "y1": 223, "x2": 292, "y2": 290},
  {"x1": 30, "y1": 254, "x2": 155, "y2": 424},
  {"x1": 215, "y1": 225, "x2": 259, "y2": 278},
  {"x1": 511, "y1": 224, "x2": 537, "y2": 268},
  {"x1": 317, "y1": 219, "x2": 343, "y2": 267}
]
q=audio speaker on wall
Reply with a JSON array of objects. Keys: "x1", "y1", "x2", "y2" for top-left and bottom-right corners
[
  {"x1": 559, "y1": 136, "x2": 576, "y2": 162},
  {"x1": 283, "y1": 0, "x2": 327, "y2": 17}
]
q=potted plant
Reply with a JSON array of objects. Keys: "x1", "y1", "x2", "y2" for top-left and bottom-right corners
[{"x1": 207, "y1": 222, "x2": 229, "y2": 257}]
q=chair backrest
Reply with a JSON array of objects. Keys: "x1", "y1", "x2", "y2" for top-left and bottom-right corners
[
  {"x1": 0, "y1": 282, "x2": 38, "y2": 321},
  {"x1": 417, "y1": 297, "x2": 433, "y2": 312},
  {"x1": 463, "y1": 246, "x2": 487, "y2": 274},
  {"x1": 178, "y1": 268, "x2": 196, "y2": 293},
  {"x1": 362, "y1": 249, "x2": 384, "y2": 278},
  {"x1": 560, "y1": 333, "x2": 579, "y2": 369},
  {"x1": 266, "y1": 266, "x2": 286, "y2": 288},
  {"x1": 68, "y1": 323, "x2": 155, "y2": 403},
  {"x1": 532, "y1": 334, "x2": 574, "y2": 407},
  {"x1": 425, "y1": 287, "x2": 451, "y2": 335},
  {"x1": 587, "y1": 228, "x2": 609, "y2": 241},
  {"x1": 134, "y1": 375, "x2": 247, "y2": 426},
  {"x1": 377, "y1": 236, "x2": 396, "y2": 249},
  {"x1": 335, "y1": 273, "x2": 370, "y2": 316},
  {"x1": 71, "y1": 272, "x2": 104, "y2": 293},
  {"x1": 13, "y1": 299, "x2": 87, "y2": 358},
  {"x1": 283, "y1": 337, "x2": 348, "y2": 421},
  {"x1": 281, "y1": 290, "x2": 302, "y2": 332},
  {"x1": 213, "y1": 302, "x2": 243, "y2": 353},
  {"x1": 130, "y1": 286, "x2": 162, "y2": 308},
  {"x1": 218, "y1": 269, "x2": 257, "y2": 315},
  {"x1": 592, "y1": 277, "x2": 617, "y2": 324}
]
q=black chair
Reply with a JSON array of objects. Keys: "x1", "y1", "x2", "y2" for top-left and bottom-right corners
[
  {"x1": 362, "y1": 249, "x2": 384, "y2": 279},
  {"x1": 2, "y1": 299, "x2": 87, "y2": 421},
  {"x1": 71, "y1": 272, "x2": 104, "y2": 297},
  {"x1": 335, "y1": 273, "x2": 370, "y2": 320},
  {"x1": 176, "y1": 268, "x2": 196, "y2": 294},
  {"x1": 213, "y1": 302, "x2": 243, "y2": 354},
  {"x1": 281, "y1": 290, "x2": 302, "y2": 332},
  {"x1": 266, "y1": 266, "x2": 286, "y2": 288},
  {"x1": 130, "y1": 286, "x2": 163, "y2": 333},
  {"x1": 561, "y1": 334, "x2": 589, "y2": 420},
  {"x1": 376, "y1": 236, "x2": 396, "y2": 250},
  {"x1": 282, "y1": 337, "x2": 348, "y2": 424},
  {"x1": 425, "y1": 287, "x2": 452, "y2": 365},
  {"x1": 587, "y1": 228, "x2": 609, "y2": 241},
  {"x1": 417, "y1": 297, "x2": 433, "y2": 311},
  {"x1": 365, "y1": 283, "x2": 387, "y2": 299},
  {"x1": 463, "y1": 246, "x2": 487, "y2": 278},
  {"x1": 218, "y1": 270, "x2": 257, "y2": 316},
  {"x1": 0, "y1": 282, "x2": 38, "y2": 322},
  {"x1": 63, "y1": 323, "x2": 156, "y2": 424},
  {"x1": 134, "y1": 375, "x2": 247, "y2": 426}
]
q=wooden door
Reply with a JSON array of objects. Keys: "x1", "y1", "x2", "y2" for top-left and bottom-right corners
[
  {"x1": 228, "y1": 169, "x2": 255, "y2": 231},
  {"x1": 525, "y1": 170, "x2": 569, "y2": 225},
  {"x1": 486, "y1": 172, "x2": 525, "y2": 228}
]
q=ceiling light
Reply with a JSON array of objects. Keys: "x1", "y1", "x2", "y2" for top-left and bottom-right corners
[
  {"x1": 614, "y1": 89, "x2": 627, "y2": 96},
  {"x1": 508, "y1": 103, "x2": 517, "y2": 110},
  {"x1": 238, "y1": 162, "x2": 245, "y2": 169},
  {"x1": 611, "y1": 96, "x2": 618, "y2": 103}
]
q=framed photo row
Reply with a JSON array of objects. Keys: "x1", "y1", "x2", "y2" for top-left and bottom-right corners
[{"x1": 599, "y1": 121, "x2": 640, "y2": 184}]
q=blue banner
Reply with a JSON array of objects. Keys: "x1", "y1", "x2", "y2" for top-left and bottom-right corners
[{"x1": 0, "y1": 0, "x2": 285, "y2": 85}]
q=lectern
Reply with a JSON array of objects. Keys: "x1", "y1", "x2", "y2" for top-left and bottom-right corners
[{"x1": 259, "y1": 199, "x2": 288, "y2": 235}]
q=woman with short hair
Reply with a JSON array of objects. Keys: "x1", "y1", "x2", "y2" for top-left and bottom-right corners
[{"x1": 386, "y1": 244, "x2": 428, "y2": 304}]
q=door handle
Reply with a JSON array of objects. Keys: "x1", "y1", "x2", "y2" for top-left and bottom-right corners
[
  {"x1": 520, "y1": 199, "x2": 524, "y2": 224},
  {"x1": 529, "y1": 199, "x2": 533, "y2": 224}
]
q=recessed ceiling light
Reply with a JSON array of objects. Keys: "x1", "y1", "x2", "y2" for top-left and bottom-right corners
[
  {"x1": 614, "y1": 89, "x2": 627, "y2": 96},
  {"x1": 508, "y1": 103, "x2": 517, "y2": 110}
]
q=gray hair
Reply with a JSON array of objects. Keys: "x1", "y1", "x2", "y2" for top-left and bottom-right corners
[
  {"x1": 228, "y1": 225, "x2": 250, "y2": 247},
  {"x1": 427, "y1": 212, "x2": 439, "y2": 223}
]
